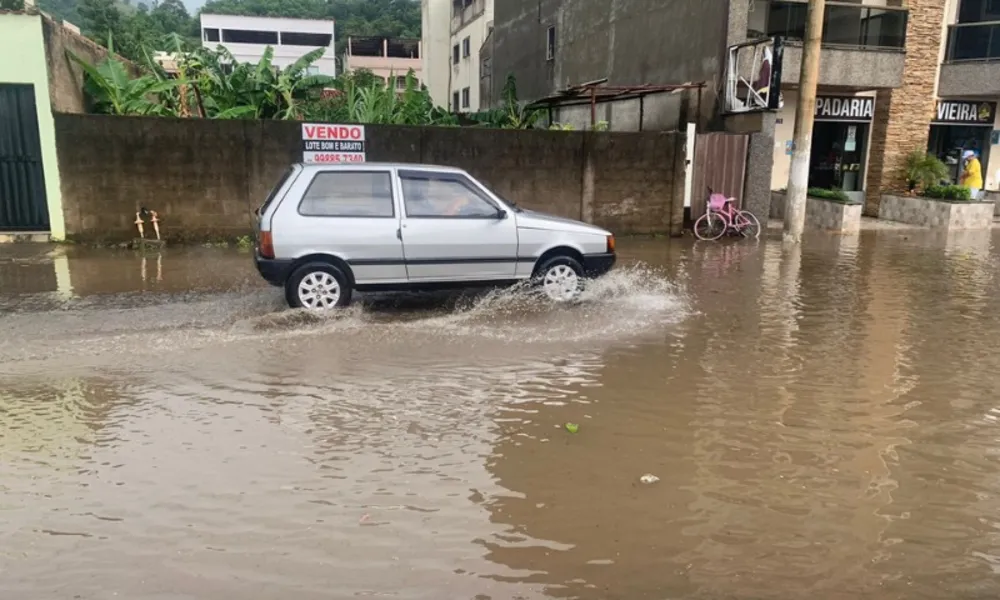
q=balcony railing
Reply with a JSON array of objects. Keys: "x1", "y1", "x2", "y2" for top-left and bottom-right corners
[
  {"x1": 451, "y1": 0, "x2": 486, "y2": 34},
  {"x1": 945, "y1": 21, "x2": 1000, "y2": 62},
  {"x1": 764, "y1": 1, "x2": 908, "y2": 49}
]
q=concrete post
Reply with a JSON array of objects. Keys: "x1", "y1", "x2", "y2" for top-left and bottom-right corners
[{"x1": 783, "y1": 0, "x2": 825, "y2": 243}]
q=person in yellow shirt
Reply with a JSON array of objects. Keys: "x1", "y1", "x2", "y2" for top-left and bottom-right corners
[{"x1": 960, "y1": 150, "x2": 983, "y2": 199}]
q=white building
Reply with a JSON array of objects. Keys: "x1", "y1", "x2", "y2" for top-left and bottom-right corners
[
  {"x1": 343, "y1": 37, "x2": 422, "y2": 91},
  {"x1": 199, "y1": 14, "x2": 337, "y2": 77},
  {"x1": 421, "y1": 0, "x2": 493, "y2": 112}
]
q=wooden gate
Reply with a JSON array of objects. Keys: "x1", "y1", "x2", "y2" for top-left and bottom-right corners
[
  {"x1": 690, "y1": 132, "x2": 749, "y2": 221},
  {"x1": 0, "y1": 84, "x2": 50, "y2": 231}
]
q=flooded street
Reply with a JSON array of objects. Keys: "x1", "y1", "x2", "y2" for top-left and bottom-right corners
[{"x1": 4, "y1": 231, "x2": 1000, "y2": 599}]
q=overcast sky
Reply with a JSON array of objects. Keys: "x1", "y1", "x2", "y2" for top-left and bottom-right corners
[{"x1": 183, "y1": 0, "x2": 208, "y2": 13}]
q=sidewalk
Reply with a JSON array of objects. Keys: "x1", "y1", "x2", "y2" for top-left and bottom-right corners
[{"x1": 767, "y1": 216, "x2": 1000, "y2": 231}]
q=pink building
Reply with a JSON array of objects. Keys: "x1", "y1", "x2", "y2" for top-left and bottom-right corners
[{"x1": 343, "y1": 37, "x2": 422, "y2": 91}]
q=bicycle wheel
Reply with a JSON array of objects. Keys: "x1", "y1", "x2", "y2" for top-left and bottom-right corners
[
  {"x1": 734, "y1": 210, "x2": 761, "y2": 240},
  {"x1": 694, "y1": 212, "x2": 727, "y2": 241}
]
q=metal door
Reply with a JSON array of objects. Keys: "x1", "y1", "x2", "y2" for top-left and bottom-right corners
[
  {"x1": 0, "y1": 84, "x2": 49, "y2": 231},
  {"x1": 690, "y1": 133, "x2": 749, "y2": 221},
  {"x1": 397, "y1": 169, "x2": 519, "y2": 282}
]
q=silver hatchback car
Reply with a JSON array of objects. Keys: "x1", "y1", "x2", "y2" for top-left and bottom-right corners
[{"x1": 254, "y1": 163, "x2": 616, "y2": 309}]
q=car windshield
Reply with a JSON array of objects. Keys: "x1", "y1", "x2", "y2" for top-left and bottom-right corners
[{"x1": 481, "y1": 184, "x2": 522, "y2": 212}]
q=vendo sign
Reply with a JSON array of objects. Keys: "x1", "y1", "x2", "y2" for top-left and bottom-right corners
[{"x1": 302, "y1": 124, "x2": 366, "y2": 164}]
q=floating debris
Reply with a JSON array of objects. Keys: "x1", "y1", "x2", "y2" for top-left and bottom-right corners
[
  {"x1": 564, "y1": 422, "x2": 580, "y2": 434},
  {"x1": 639, "y1": 474, "x2": 660, "y2": 484}
]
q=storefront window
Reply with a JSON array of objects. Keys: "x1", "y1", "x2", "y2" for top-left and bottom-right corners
[
  {"x1": 928, "y1": 126, "x2": 991, "y2": 184},
  {"x1": 809, "y1": 122, "x2": 869, "y2": 192}
]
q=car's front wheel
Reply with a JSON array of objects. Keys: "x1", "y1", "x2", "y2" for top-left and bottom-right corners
[
  {"x1": 285, "y1": 263, "x2": 353, "y2": 310},
  {"x1": 535, "y1": 256, "x2": 585, "y2": 302}
]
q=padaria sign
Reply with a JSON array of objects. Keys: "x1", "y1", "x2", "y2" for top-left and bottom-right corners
[
  {"x1": 932, "y1": 100, "x2": 996, "y2": 126},
  {"x1": 814, "y1": 96, "x2": 874, "y2": 122}
]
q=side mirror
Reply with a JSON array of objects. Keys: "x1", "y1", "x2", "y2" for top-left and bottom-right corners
[{"x1": 495, "y1": 209, "x2": 508, "y2": 220}]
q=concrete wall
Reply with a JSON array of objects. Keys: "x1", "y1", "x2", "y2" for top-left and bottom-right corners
[
  {"x1": 879, "y1": 194, "x2": 995, "y2": 229},
  {"x1": 780, "y1": 43, "x2": 906, "y2": 89},
  {"x1": 0, "y1": 13, "x2": 65, "y2": 239},
  {"x1": 41, "y1": 14, "x2": 138, "y2": 114},
  {"x1": 938, "y1": 62, "x2": 1000, "y2": 98},
  {"x1": 53, "y1": 114, "x2": 686, "y2": 241},
  {"x1": 492, "y1": 0, "x2": 727, "y2": 129}
]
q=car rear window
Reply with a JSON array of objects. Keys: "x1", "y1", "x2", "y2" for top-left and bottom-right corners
[
  {"x1": 298, "y1": 171, "x2": 395, "y2": 218},
  {"x1": 258, "y1": 167, "x2": 295, "y2": 217}
]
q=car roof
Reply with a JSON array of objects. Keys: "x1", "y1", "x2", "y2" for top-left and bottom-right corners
[{"x1": 295, "y1": 162, "x2": 466, "y2": 172}]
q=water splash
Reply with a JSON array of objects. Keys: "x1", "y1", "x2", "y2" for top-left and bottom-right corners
[{"x1": 399, "y1": 263, "x2": 690, "y2": 344}]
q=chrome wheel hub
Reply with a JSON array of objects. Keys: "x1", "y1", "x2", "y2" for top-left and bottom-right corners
[{"x1": 298, "y1": 271, "x2": 341, "y2": 310}]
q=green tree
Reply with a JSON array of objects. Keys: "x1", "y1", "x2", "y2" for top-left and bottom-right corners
[
  {"x1": 78, "y1": 0, "x2": 125, "y2": 43},
  {"x1": 38, "y1": 0, "x2": 82, "y2": 23},
  {"x1": 149, "y1": 0, "x2": 195, "y2": 39},
  {"x1": 0, "y1": 0, "x2": 26, "y2": 10}
]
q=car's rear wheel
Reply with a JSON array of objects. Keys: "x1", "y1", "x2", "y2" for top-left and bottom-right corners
[
  {"x1": 286, "y1": 263, "x2": 352, "y2": 310},
  {"x1": 535, "y1": 256, "x2": 585, "y2": 302}
]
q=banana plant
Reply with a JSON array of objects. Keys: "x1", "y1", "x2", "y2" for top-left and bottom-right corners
[{"x1": 68, "y1": 49, "x2": 178, "y2": 116}]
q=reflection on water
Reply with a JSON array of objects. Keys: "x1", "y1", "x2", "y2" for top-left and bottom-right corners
[{"x1": 2, "y1": 232, "x2": 1000, "y2": 599}]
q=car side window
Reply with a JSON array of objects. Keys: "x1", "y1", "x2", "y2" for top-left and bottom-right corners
[
  {"x1": 298, "y1": 171, "x2": 394, "y2": 218},
  {"x1": 400, "y1": 172, "x2": 498, "y2": 218}
]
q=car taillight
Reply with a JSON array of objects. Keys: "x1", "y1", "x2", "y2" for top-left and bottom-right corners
[
  {"x1": 606, "y1": 235, "x2": 616, "y2": 254},
  {"x1": 259, "y1": 231, "x2": 275, "y2": 259}
]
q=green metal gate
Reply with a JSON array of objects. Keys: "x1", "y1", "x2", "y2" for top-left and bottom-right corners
[{"x1": 0, "y1": 84, "x2": 49, "y2": 231}]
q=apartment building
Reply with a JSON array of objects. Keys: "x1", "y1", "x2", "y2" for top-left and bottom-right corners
[
  {"x1": 494, "y1": 0, "x2": 1000, "y2": 216},
  {"x1": 421, "y1": 0, "x2": 494, "y2": 112},
  {"x1": 343, "y1": 36, "x2": 422, "y2": 91},
  {"x1": 937, "y1": 0, "x2": 1000, "y2": 190},
  {"x1": 199, "y1": 14, "x2": 337, "y2": 76}
]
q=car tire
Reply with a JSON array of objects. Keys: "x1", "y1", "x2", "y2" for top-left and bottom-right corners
[
  {"x1": 534, "y1": 255, "x2": 585, "y2": 302},
  {"x1": 285, "y1": 262, "x2": 353, "y2": 310}
]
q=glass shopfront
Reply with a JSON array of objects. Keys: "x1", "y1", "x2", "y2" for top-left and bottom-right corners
[
  {"x1": 927, "y1": 100, "x2": 997, "y2": 184},
  {"x1": 808, "y1": 95, "x2": 874, "y2": 192}
]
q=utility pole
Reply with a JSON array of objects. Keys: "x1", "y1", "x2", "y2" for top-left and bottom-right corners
[{"x1": 783, "y1": 0, "x2": 826, "y2": 243}]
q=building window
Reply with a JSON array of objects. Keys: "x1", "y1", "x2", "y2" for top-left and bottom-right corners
[
  {"x1": 481, "y1": 57, "x2": 491, "y2": 79},
  {"x1": 453, "y1": 44, "x2": 460, "y2": 64},
  {"x1": 453, "y1": 91, "x2": 460, "y2": 111},
  {"x1": 221, "y1": 29, "x2": 279, "y2": 45},
  {"x1": 462, "y1": 36, "x2": 471, "y2": 57},
  {"x1": 462, "y1": 87, "x2": 470, "y2": 108},
  {"x1": 959, "y1": 0, "x2": 1000, "y2": 23},
  {"x1": 280, "y1": 32, "x2": 333, "y2": 47},
  {"x1": 203, "y1": 28, "x2": 220, "y2": 42},
  {"x1": 546, "y1": 26, "x2": 556, "y2": 61},
  {"x1": 396, "y1": 75, "x2": 407, "y2": 90}
]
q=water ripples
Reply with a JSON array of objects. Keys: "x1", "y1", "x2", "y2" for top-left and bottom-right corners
[{"x1": 4, "y1": 233, "x2": 1000, "y2": 598}]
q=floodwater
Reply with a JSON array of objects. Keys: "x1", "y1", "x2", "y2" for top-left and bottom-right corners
[{"x1": 3, "y1": 230, "x2": 1000, "y2": 599}]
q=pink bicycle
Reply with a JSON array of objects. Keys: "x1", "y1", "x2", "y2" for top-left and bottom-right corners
[{"x1": 693, "y1": 190, "x2": 762, "y2": 241}]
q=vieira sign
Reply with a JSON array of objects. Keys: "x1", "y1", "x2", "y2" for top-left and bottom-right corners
[
  {"x1": 302, "y1": 124, "x2": 367, "y2": 164},
  {"x1": 932, "y1": 101, "x2": 997, "y2": 126}
]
